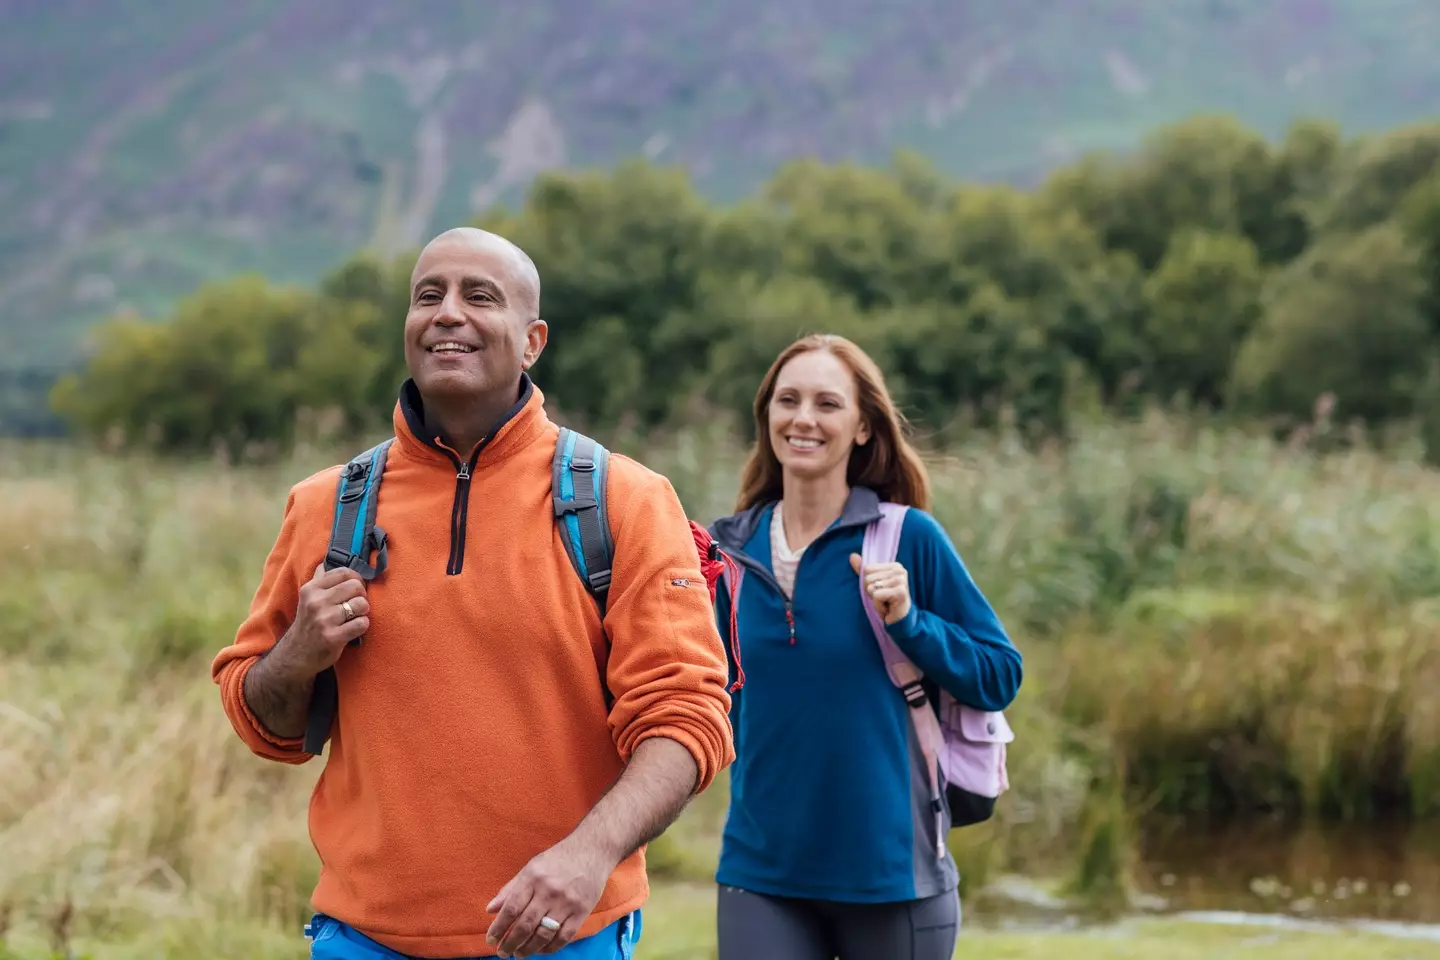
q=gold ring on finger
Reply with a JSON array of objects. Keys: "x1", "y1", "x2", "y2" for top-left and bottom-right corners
[{"x1": 341, "y1": 600, "x2": 356, "y2": 621}]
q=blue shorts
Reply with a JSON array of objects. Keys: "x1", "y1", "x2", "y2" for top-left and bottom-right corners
[{"x1": 304, "y1": 910, "x2": 642, "y2": 959}]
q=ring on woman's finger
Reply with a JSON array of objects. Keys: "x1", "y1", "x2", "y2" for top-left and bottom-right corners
[{"x1": 341, "y1": 600, "x2": 356, "y2": 622}]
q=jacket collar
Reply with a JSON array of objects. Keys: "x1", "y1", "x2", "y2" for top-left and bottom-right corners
[
  {"x1": 391, "y1": 372, "x2": 549, "y2": 469},
  {"x1": 711, "y1": 485, "x2": 882, "y2": 553}
]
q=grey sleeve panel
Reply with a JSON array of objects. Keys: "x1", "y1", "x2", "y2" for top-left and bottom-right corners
[{"x1": 906, "y1": 702, "x2": 960, "y2": 899}]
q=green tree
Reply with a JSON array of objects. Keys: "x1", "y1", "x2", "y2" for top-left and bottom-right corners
[
  {"x1": 1040, "y1": 115, "x2": 1288, "y2": 269},
  {"x1": 1321, "y1": 122, "x2": 1440, "y2": 234},
  {"x1": 940, "y1": 187, "x2": 1147, "y2": 405},
  {"x1": 315, "y1": 252, "x2": 415, "y2": 421},
  {"x1": 1230, "y1": 224, "x2": 1432, "y2": 425},
  {"x1": 54, "y1": 277, "x2": 319, "y2": 459},
  {"x1": 1397, "y1": 167, "x2": 1440, "y2": 327},
  {"x1": 1269, "y1": 118, "x2": 1345, "y2": 258},
  {"x1": 759, "y1": 156, "x2": 950, "y2": 310},
  {"x1": 1140, "y1": 230, "x2": 1264, "y2": 406}
]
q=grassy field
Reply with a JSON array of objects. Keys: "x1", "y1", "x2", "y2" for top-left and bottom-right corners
[{"x1": 3, "y1": 408, "x2": 1440, "y2": 957}]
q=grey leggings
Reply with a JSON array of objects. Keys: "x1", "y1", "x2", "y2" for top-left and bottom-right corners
[{"x1": 716, "y1": 884, "x2": 960, "y2": 960}]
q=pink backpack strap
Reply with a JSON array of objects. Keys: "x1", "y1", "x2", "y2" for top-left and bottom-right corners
[{"x1": 860, "y1": 502, "x2": 947, "y2": 858}]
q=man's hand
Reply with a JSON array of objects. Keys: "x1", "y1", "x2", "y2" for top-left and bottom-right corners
[
  {"x1": 484, "y1": 834, "x2": 613, "y2": 957},
  {"x1": 241, "y1": 563, "x2": 371, "y2": 739},
  {"x1": 851, "y1": 553, "x2": 912, "y2": 624},
  {"x1": 286, "y1": 563, "x2": 372, "y2": 674},
  {"x1": 485, "y1": 737, "x2": 698, "y2": 957}
]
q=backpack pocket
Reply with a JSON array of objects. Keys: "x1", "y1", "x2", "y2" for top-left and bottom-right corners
[{"x1": 938, "y1": 701, "x2": 1013, "y2": 827}]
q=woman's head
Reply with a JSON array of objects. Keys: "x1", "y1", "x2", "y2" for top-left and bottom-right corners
[{"x1": 735, "y1": 334, "x2": 932, "y2": 512}]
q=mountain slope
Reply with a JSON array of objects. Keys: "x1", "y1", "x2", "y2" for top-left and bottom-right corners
[{"x1": 4, "y1": 0, "x2": 1440, "y2": 373}]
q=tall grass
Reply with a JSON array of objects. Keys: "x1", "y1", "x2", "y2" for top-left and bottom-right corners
[{"x1": 3, "y1": 408, "x2": 1439, "y2": 955}]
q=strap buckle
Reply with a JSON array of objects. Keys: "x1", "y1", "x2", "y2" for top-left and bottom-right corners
[
  {"x1": 554, "y1": 496, "x2": 598, "y2": 517},
  {"x1": 325, "y1": 546, "x2": 356, "y2": 570},
  {"x1": 588, "y1": 569, "x2": 612, "y2": 592},
  {"x1": 902, "y1": 680, "x2": 929, "y2": 708}
]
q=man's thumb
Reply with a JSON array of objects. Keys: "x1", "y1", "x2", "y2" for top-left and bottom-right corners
[{"x1": 849, "y1": 553, "x2": 864, "y2": 575}]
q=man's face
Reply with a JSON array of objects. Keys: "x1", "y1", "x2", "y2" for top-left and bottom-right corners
[{"x1": 403, "y1": 234, "x2": 546, "y2": 403}]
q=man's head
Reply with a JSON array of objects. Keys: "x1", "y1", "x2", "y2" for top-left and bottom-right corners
[{"x1": 403, "y1": 227, "x2": 547, "y2": 404}]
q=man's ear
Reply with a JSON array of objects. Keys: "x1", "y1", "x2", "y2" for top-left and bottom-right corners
[{"x1": 522, "y1": 319, "x2": 548, "y2": 369}]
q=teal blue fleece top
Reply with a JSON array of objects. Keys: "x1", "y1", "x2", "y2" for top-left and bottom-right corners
[{"x1": 708, "y1": 487, "x2": 1023, "y2": 903}]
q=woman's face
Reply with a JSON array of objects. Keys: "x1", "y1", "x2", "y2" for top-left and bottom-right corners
[{"x1": 767, "y1": 349, "x2": 870, "y2": 483}]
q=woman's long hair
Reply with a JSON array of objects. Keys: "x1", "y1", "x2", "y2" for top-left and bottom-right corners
[{"x1": 734, "y1": 334, "x2": 932, "y2": 513}]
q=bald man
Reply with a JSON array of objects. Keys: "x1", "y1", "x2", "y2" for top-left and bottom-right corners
[{"x1": 212, "y1": 228, "x2": 735, "y2": 959}]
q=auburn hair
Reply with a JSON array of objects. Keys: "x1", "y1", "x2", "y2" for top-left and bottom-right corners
[{"x1": 735, "y1": 334, "x2": 932, "y2": 513}]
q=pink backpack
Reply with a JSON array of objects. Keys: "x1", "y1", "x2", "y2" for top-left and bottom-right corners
[{"x1": 859, "y1": 502, "x2": 1013, "y2": 858}]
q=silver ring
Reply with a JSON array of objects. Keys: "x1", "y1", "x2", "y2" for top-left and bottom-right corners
[
  {"x1": 539, "y1": 916, "x2": 560, "y2": 933},
  {"x1": 341, "y1": 600, "x2": 356, "y2": 621}
]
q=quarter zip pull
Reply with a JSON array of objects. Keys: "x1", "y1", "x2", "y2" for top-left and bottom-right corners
[{"x1": 438, "y1": 438, "x2": 483, "y2": 577}]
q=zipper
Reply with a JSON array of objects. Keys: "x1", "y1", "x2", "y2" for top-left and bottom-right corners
[
  {"x1": 725, "y1": 539, "x2": 821, "y2": 648},
  {"x1": 437, "y1": 439, "x2": 486, "y2": 576},
  {"x1": 721, "y1": 506, "x2": 879, "y2": 646}
]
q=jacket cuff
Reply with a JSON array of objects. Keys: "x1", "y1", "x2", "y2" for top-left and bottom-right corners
[
  {"x1": 220, "y1": 657, "x2": 312, "y2": 763},
  {"x1": 623, "y1": 716, "x2": 733, "y2": 795},
  {"x1": 884, "y1": 602, "x2": 922, "y2": 643}
]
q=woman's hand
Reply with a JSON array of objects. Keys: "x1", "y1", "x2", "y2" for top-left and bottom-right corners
[{"x1": 850, "y1": 554, "x2": 912, "y2": 625}]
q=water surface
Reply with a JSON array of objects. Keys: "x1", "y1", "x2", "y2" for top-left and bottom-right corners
[{"x1": 1136, "y1": 818, "x2": 1440, "y2": 924}]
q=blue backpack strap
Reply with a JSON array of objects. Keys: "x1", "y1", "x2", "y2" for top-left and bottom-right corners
[
  {"x1": 552, "y1": 427, "x2": 616, "y2": 615},
  {"x1": 304, "y1": 438, "x2": 394, "y2": 755},
  {"x1": 325, "y1": 439, "x2": 395, "y2": 580}
]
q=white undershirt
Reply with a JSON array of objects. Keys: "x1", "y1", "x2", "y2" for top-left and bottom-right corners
[{"x1": 770, "y1": 501, "x2": 806, "y2": 598}]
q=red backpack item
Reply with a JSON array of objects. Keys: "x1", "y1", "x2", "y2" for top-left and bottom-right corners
[{"x1": 691, "y1": 520, "x2": 744, "y2": 693}]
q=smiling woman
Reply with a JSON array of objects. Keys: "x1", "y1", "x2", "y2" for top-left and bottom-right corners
[
  {"x1": 733, "y1": 334, "x2": 932, "y2": 517},
  {"x1": 706, "y1": 333, "x2": 1024, "y2": 960}
]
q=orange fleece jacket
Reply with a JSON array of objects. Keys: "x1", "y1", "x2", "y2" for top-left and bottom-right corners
[{"x1": 211, "y1": 378, "x2": 734, "y2": 957}]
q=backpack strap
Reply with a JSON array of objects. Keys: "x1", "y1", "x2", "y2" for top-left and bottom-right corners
[
  {"x1": 552, "y1": 427, "x2": 615, "y2": 614},
  {"x1": 304, "y1": 439, "x2": 394, "y2": 756},
  {"x1": 860, "y1": 502, "x2": 946, "y2": 858}
]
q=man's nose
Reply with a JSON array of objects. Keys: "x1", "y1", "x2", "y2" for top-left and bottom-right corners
[{"x1": 435, "y1": 291, "x2": 464, "y2": 324}]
